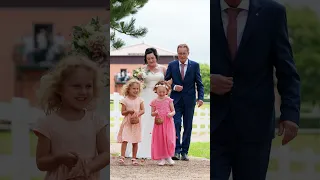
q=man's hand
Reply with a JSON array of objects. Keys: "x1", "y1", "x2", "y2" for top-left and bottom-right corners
[
  {"x1": 175, "y1": 85, "x2": 183, "y2": 92},
  {"x1": 197, "y1": 100, "x2": 203, "y2": 107},
  {"x1": 278, "y1": 120, "x2": 299, "y2": 145},
  {"x1": 210, "y1": 74, "x2": 233, "y2": 95}
]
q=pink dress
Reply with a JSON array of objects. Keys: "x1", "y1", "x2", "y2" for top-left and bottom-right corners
[
  {"x1": 33, "y1": 111, "x2": 108, "y2": 180},
  {"x1": 117, "y1": 96, "x2": 143, "y2": 143},
  {"x1": 150, "y1": 97, "x2": 176, "y2": 160}
]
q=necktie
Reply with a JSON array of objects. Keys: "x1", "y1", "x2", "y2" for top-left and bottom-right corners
[
  {"x1": 180, "y1": 64, "x2": 185, "y2": 80},
  {"x1": 226, "y1": 8, "x2": 241, "y2": 60}
]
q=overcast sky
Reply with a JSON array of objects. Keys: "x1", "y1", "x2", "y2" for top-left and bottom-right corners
[
  {"x1": 113, "y1": 0, "x2": 320, "y2": 65},
  {"x1": 115, "y1": 0, "x2": 210, "y2": 64}
]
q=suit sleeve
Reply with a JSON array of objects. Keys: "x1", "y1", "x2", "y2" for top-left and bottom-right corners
[
  {"x1": 195, "y1": 63, "x2": 204, "y2": 101},
  {"x1": 165, "y1": 63, "x2": 176, "y2": 90},
  {"x1": 272, "y1": 6, "x2": 301, "y2": 125}
]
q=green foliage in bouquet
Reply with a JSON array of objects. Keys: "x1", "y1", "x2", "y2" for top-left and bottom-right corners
[{"x1": 69, "y1": 17, "x2": 109, "y2": 87}]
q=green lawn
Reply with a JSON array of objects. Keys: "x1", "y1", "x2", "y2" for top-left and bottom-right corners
[{"x1": 189, "y1": 142, "x2": 210, "y2": 159}]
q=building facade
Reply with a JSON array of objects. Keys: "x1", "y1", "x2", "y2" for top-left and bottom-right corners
[
  {"x1": 0, "y1": 2, "x2": 108, "y2": 105},
  {"x1": 110, "y1": 43, "x2": 177, "y2": 93}
]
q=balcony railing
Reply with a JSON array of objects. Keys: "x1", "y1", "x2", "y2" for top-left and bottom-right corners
[
  {"x1": 13, "y1": 36, "x2": 67, "y2": 70},
  {"x1": 114, "y1": 74, "x2": 130, "y2": 84}
]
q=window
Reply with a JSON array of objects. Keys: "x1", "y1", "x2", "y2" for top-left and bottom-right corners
[
  {"x1": 115, "y1": 69, "x2": 130, "y2": 83},
  {"x1": 33, "y1": 24, "x2": 53, "y2": 49}
]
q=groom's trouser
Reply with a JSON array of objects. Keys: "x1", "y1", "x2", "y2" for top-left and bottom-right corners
[
  {"x1": 173, "y1": 98, "x2": 195, "y2": 155},
  {"x1": 211, "y1": 115, "x2": 272, "y2": 180}
]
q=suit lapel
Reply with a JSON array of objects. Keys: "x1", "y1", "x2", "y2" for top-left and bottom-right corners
[
  {"x1": 237, "y1": 0, "x2": 263, "y2": 55},
  {"x1": 175, "y1": 60, "x2": 183, "y2": 82},
  {"x1": 213, "y1": 0, "x2": 232, "y2": 61}
]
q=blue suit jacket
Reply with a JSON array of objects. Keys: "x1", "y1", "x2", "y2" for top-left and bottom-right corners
[
  {"x1": 165, "y1": 60, "x2": 204, "y2": 105},
  {"x1": 211, "y1": 0, "x2": 301, "y2": 141}
]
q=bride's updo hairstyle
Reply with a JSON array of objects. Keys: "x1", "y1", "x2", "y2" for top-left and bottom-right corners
[
  {"x1": 144, "y1": 47, "x2": 159, "y2": 64},
  {"x1": 153, "y1": 80, "x2": 171, "y2": 94}
]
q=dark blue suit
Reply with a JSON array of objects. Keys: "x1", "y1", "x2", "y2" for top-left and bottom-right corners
[
  {"x1": 165, "y1": 59, "x2": 204, "y2": 155},
  {"x1": 211, "y1": 0, "x2": 300, "y2": 179}
]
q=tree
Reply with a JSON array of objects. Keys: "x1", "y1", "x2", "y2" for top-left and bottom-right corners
[
  {"x1": 285, "y1": 5, "x2": 320, "y2": 104},
  {"x1": 200, "y1": 63, "x2": 210, "y2": 96},
  {"x1": 110, "y1": 0, "x2": 149, "y2": 49}
]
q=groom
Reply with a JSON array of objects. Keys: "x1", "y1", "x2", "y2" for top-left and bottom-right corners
[
  {"x1": 165, "y1": 44, "x2": 204, "y2": 161},
  {"x1": 211, "y1": 0, "x2": 300, "y2": 179}
]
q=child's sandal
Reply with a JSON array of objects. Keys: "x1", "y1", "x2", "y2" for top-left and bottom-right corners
[
  {"x1": 118, "y1": 156, "x2": 125, "y2": 165},
  {"x1": 131, "y1": 158, "x2": 139, "y2": 166}
]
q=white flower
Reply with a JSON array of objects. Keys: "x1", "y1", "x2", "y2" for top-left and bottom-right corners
[{"x1": 141, "y1": 71, "x2": 147, "y2": 79}]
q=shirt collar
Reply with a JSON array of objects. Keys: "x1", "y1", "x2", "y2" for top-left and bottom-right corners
[
  {"x1": 220, "y1": 0, "x2": 250, "y2": 11},
  {"x1": 179, "y1": 59, "x2": 189, "y2": 65}
]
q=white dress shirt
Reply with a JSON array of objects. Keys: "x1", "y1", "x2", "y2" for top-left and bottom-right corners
[
  {"x1": 179, "y1": 59, "x2": 188, "y2": 75},
  {"x1": 220, "y1": 0, "x2": 249, "y2": 47},
  {"x1": 173, "y1": 59, "x2": 189, "y2": 91}
]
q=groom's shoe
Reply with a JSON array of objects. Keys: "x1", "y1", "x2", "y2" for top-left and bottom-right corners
[
  {"x1": 181, "y1": 154, "x2": 189, "y2": 161},
  {"x1": 172, "y1": 153, "x2": 180, "y2": 160}
]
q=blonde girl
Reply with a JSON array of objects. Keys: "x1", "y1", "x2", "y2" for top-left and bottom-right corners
[
  {"x1": 117, "y1": 79, "x2": 145, "y2": 165},
  {"x1": 33, "y1": 55, "x2": 109, "y2": 180}
]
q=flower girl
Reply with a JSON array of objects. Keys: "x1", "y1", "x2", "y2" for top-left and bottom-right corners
[{"x1": 150, "y1": 80, "x2": 176, "y2": 166}]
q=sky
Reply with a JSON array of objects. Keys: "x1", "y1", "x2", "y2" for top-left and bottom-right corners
[{"x1": 115, "y1": 0, "x2": 210, "y2": 64}]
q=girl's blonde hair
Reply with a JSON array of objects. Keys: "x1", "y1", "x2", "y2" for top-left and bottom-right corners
[
  {"x1": 121, "y1": 79, "x2": 143, "y2": 96},
  {"x1": 37, "y1": 55, "x2": 103, "y2": 115}
]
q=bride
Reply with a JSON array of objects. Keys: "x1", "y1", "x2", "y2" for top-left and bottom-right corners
[{"x1": 125, "y1": 47, "x2": 171, "y2": 159}]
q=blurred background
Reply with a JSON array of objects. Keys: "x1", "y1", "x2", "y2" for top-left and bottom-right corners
[
  {"x1": 267, "y1": 1, "x2": 320, "y2": 179},
  {"x1": 0, "y1": 1, "x2": 109, "y2": 179}
]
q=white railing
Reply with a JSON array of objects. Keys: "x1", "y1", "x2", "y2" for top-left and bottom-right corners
[
  {"x1": 0, "y1": 98, "x2": 109, "y2": 180},
  {"x1": 110, "y1": 92, "x2": 210, "y2": 141},
  {"x1": 0, "y1": 98, "x2": 45, "y2": 179}
]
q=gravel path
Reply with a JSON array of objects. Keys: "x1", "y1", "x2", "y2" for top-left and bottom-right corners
[
  {"x1": 110, "y1": 138, "x2": 210, "y2": 180},
  {"x1": 110, "y1": 156, "x2": 210, "y2": 180}
]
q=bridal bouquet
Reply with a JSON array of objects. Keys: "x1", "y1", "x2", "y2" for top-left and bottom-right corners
[
  {"x1": 132, "y1": 67, "x2": 150, "y2": 89},
  {"x1": 69, "y1": 16, "x2": 109, "y2": 87}
]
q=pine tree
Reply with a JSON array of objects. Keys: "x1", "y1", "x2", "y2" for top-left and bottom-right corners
[{"x1": 110, "y1": 0, "x2": 148, "y2": 49}]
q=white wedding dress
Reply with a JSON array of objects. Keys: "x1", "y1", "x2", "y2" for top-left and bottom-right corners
[{"x1": 125, "y1": 70, "x2": 164, "y2": 159}]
